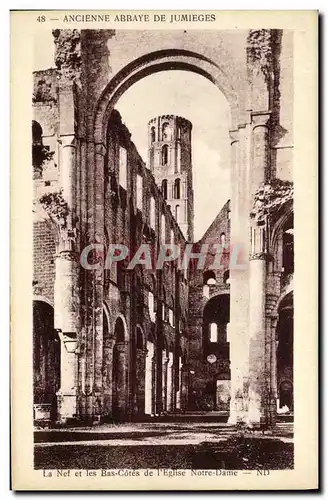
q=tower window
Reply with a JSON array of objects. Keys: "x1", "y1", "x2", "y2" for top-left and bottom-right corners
[
  {"x1": 161, "y1": 179, "x2": 168, "y2": 200},
  {"x1": 175, "y1": 205, "x2": 180, "y2": 223},
  {"x1": 150, "y1": 126, "x2": 155, "y2": 143},
  {"x1": 162, "y1": 122, "x2": 172, "y2": 141},
  {"x1": 176, "y1": 143, "x2": 181, "y2": 174},
  {"x1": 210, "y1": 323, "x2": 218, "y2": 343},
  {"x1": 161, "y1": 145, "x2": 168, "y2": 165},
  {"x1": 174, "y1": 178, "x2": 181, "y2": 199}
]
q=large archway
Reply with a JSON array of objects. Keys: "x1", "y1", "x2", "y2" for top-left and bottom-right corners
[
  {"x1": 33, "y1": 300, "x2": 60, "y2": 420},
  {"x1": 277, "y1": 292, "x2": 294, "y2": 413},
  {"x1": 112, "y1": 316, "x2": 128, "y2": 419},
  {"x1": 202, "y1": 294, "x2": 230, "y2": 411},
  {"x1": 94, "y1": 49, "x2": 240, "y2": 144}
]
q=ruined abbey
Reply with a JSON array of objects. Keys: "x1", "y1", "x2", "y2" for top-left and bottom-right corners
[{"x1": 32, "y1": 29, "x2": 294, "y2": 428}]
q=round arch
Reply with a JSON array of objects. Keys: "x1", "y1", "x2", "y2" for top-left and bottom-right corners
[
  {"x1": 113, "y1": 314, "x2": 128, "y2": 341},
  {"x1": 33, "y1": 295, "x2": 53, "y2": 308},
  {"x1": 135, "y1": 324, "x2": 145, "y2": 350},
  {"x1": 94, "y1": 49, "x2": 240, "y2": 143},
  {"x1": 270, "y1": 200, "x2": 294, "y2": 252}
]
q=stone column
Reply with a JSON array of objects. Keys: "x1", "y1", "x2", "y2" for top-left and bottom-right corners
[
  {"x1": 136, "y1": 348, "x2": 147, "y2": 417},
  {"x1": 250, "y1": 112, "x2": 271, "y2": 195},
  {"x1": 228, "y1": 128, "x2": 244, "y2": 424},
  {"x1": 55, "y1": 133, "x2": 80, "y2": 422},
  {"x1": 245, "y1": 110, "x2": 272, "y2": 426},
  {"x1": 145, "y1": 342, "x2": 155, "y2": 415},
  {"x1": 166, "y1": 352, "x2": 174, "y2": 412},
  {"x1": 247, "y1": 247, "x2": 266, "y2": 425},
  {"x1": 162, "y1": 352, "x2": 168, "y2": 412},
  {"x1": 113, "y1": 341, "x2": 129, "y2": 419},
  {"x1": 176, "y1": 356, "x2": 183, "y2": 410},
  {"x1": 93, "y1": 143, "x2": 106, "y2": 418},
  {"x1": 181, "y1": 364, "x2": 189, "y2": 411},
  {"x1": 55, "y1": 250, "x2": 79, "y2": 422},
  {"x1": 265, "y1": 272, "x2": 281, "y2": 426},
  {"x1": 102, "y1": 338, "x2": 114, "y2": 418}
]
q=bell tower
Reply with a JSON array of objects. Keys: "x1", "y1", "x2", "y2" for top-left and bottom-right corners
[{"x1": 148, "y1": 115, "x2": 194, "y2": 241}]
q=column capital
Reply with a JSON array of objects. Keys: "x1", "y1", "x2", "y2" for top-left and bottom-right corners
[
  {"x1": 250, "y1": 252, "x2": 267, "y2": 261},
  {"x1": 55, "y1": 249, "x2": 77, "y2": 261},
  {"x1": 229, "y1": 129, "x2": 239, "y2": 144},
  {"x1": 60, "y1": 135, "x2": 76, "y2": 148},
  {"x1": 115, "y1": 341, "x2": 129, "y2": 351},
  {"x1": 95, "y1": 142, "x2": 107, "y2": 157},
  {"x1": 251, "y1": 111, "x2": 271, "y2": 129},
  {"x1": 103, "y1": 338, "x2": 115, "y2": 349}
]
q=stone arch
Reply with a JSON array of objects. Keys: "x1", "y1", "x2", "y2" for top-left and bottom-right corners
[
  {"x1": 135, "y1": 324, "x2": 145, "y2": 350},
  {"x1": 33, "y1": 299, "x2": 60, "y2": 420},
  {"x1": 113, "y1": 314, "x2": 128, "y2": 341},
  {"x1": 112, "y1": 315, "x2": 129, "y2": 419},
  {"x1": 276, "y1": 291, "x2": 293, "y2": 412},
  {"x1": 94, "y1": 49, "x2": 240, "y2": 144},
  {"x1": 33, "y1": 294, "x2": 53, "y2": 308},
  {"x1": 203, "y1": 270, "x2": 216, "y2": 285},
  {"x1": 270, "y1": 200, "x2": 294, "y2": 252}
]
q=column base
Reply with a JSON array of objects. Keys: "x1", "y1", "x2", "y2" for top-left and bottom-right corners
[{"x1": 57, "y1": 391, "x2": 77, "y2": 422}]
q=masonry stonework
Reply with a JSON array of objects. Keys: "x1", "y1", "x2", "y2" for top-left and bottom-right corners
[{"x1": 33, "y1": 28, "x2": 294, "y2": 428}]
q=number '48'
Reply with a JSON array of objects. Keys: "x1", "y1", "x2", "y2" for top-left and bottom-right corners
[{"x1": 37, "y1": 16, "x2": 46, "y2": 22}]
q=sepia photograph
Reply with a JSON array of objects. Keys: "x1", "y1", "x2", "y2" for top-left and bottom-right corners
[{"x1": 10, "y1": 10, "x2": 318, "y2": 490}]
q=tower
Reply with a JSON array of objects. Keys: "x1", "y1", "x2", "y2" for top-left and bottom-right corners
[{"x1": 148, "y1": 115, "x2": 194, "y2": 241}]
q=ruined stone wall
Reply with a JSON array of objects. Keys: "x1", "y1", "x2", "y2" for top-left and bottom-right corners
[
  {"x1": 187, "y1": 200, "x2": 231, "y2": 406},
  {"x1": 33, "y1": 69, "x2": 60, "y2": 304}
]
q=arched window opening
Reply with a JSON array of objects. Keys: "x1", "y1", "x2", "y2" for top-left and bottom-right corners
[
  {"x1": 150, "y1": 126, "x2": 155, "y2": 143},
  {"x1": 203, "y1": 270, "x2": 216, "y2": 285},
  {"x1": 220, "y1": 232, "x2": 226, "y2": 247},
  {"x1": 161, "y1": 145, "x2": 169, "y2": 165},
  {"x1": 150, "y1": 197, "x2": 156, "y2": 229},
  {"x1": 176, "y1": 143, "x2": 181, "y2": 173},
  {"x1": 174, "y1": 178, "x2": 181, "y2": 199},
  {"x1": 114, "y1": 317, "x2": 125, "y2": 343},
  {"x1": 148, "y1": 291, "x2": 155, "y2": 323},
  {"x1": 161, "y1": 214, "x2": 166, "y2": 243},
  {"x1": 119, "y1": 146, "x2": 127, "y2": 190},
  {"x1": 169, "y1": 309, "x2": 174, "y2": 327},
  {"x1": 136, "y1": 174, "x2": 143, "y2": 210},
  {"x1": 223, "y1": 270, "x2": 230, "y2": 285},
  {"x1": 136, "y1": 327, "x2": 144, "y2": 349},
  {"x1": 32, "y1": 120, "x2": 42, "y2": 144},
  {"x1": 161, "y1": 179, "x2": 168, "y2": 200},
  {"x1": 162, "y1": 122, "x2": 171, "y2": 141},
  {"x1": 210, "y1": 323, "x2": 218, "y2": 343},
  {"x1": 175, "y1": 205, "x2": 180, "y2": 223},
  {"x1": 283, "y1": 222, "x2": 294, "y2": 276}
]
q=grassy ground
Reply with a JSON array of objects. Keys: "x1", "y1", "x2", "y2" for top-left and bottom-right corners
[{"x1": 34, "y1": 436, "x2": 294, "y2": 470}]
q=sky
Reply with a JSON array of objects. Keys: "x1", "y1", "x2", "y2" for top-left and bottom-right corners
[{"x1": 34, "y1": 31, "x2": 231, "y2": 241}]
